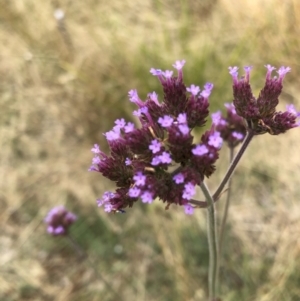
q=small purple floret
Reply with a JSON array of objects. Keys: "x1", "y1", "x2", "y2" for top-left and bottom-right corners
[
  {"x1": 178, "y1": 124, "x2": 189, "y2": 135},
  {"x1": 211, "y1": 111, "x2": 222, "y2": 126},
  {"x1": 208, "y1": 132, "x2": 223, "y2": 149},
  {"x1": 159, "y1": 152, "x2": 172, "y2": 164},
  {"x1": 141, "y1": 191, "x2": 153, "y2": 204},
  {"x1": 232, "y1": 131, "x2": 244, "y2": 140},
  {"x1": 163, "y1": 70, "x2": 173, "y2": 78},
  {"x1": 150, "y1": 68, "x2": 162, "y2": 76},
  {"x1": 187, "y1": 84, "x2": 200, "y2": 96},
  {"x1": 149, "y1": 139, "x2": 162, "y2": 154},
  {"x1": 92, "y1": 156, "x2": 101, "y2": 165},
  {"x1": 172, "y1": 60, "x2": 186, "y2": 70},
  {"x1": 184, "y1": 204, "x2": 194, "y2": 215},
  {"x1": 125, "y1": 158, "x2": 132, "y2": 165},
  {"x1": 192, "y1": 145, "x2": 209, "y2": 156},
  {"x1": 129, "y1": 187, "x2": 141, "y2": 198},
  {"x1": 182, "y1": 182, "x2": 196, "y2": 200},
  {"x1": 158, "y1": 115, "x2": 174, "y2": 127},
  {"x1": 177, "y1": 113, "x2": 187, "y2": 124},
  {"x1": 115, "y1": 118, "x2": 126, "y2": 128},
  {"x1": 173, "y1": 173, "x2": 184, "y2": 184},
  {"x1": 148, "y1": 92, "x2": 159, "y2": 104},
  {"x1": 104, "y1": 203, "x2": 113, "y2": 213},
  {"x1": 124, "y1": 122, "x2": 135, "y2": 133},
  {"x1": 104, "y1": 126, "x2": 121, "y2": 141},
  {"x1": 91, "y1": 144, "x2": 100, "y2": 154},
  {"x1": 133, "y1": 172, "x2": 146, "y2": 186}
]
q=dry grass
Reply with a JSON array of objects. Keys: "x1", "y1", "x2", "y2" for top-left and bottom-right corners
[{"x1": 1, "y1": 0, "x2": 300, "y2": 300}]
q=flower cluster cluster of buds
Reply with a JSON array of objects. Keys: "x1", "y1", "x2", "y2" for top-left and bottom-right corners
[
  {"x1": 89, "y1": 61, "x2": 299, "y2": 215},
  {"x1": 229, "y1": 65, "x2": 299, "y2": 135}
]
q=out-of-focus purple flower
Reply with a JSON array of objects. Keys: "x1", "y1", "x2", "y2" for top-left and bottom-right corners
[{"x1": 45, "y1": 206, "x2": 77, "y2": 236}]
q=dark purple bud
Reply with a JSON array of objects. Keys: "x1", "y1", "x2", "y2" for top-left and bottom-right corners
[
  {"x1": 144, "y1": 97, "x2": 167, "y2": 123},
  {"x1": 185, "y1": 85, "x2": 210, "y2": 128},
  {"x1": 167, "y1": 123, "x2": 193, "y2": 163},
  {"x1": 262, "y1": 109, "x2": 299, "y2": 135},
  {"x1": 229, "y1": 66, "x2": 260, "y2": 119},
  {"x1": 125, "y1": 127, "x2": 154, "y2": 155},
  {"x1": 257, "y1": 65, "x2": 282, "y2": 117},
  {"x1": 162, "y1": 77, "x2": 188, "y2": 116},
  {"x1": 91, "y1": 143, "x2": 133, "y2": 187}
]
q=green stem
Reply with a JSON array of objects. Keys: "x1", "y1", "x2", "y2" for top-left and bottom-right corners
[
  {"x1": 219, "y1": 147, "x2": 234, "y2": 252},
  {"x1": 217, "y1": 146, "x2": 234, "y2": 290},
  {"x1": 200, "y1": 181, "x2": 218, "y2": 300}
]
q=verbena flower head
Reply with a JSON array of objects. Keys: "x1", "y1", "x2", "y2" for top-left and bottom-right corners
[
  {"x1": 229, "y1": 65, "x2": 300, "y2": 135},
  {"x1": 90, "y1": 60, "x2": 223, "y2": 214},
  {"x1": 212, "y1": 103, "x2": 246, "y2": 147},
  {"x1": 44, "y1": 206, "x2": 77, "y2": 236}
]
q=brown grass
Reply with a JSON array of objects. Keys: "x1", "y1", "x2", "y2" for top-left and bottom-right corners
[{"x1": 1, "y1": 0, "x2": 300, "y2": 300}]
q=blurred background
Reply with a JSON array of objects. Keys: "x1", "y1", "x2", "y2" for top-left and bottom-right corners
[{"x1": 1, "y1": 0, "x2": 300, "y2": 300}]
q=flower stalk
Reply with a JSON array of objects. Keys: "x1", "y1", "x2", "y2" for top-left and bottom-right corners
[
  {"x1": 200, "y1": 181, "x2": 218, "y2": 300},
  {"x1": 218, "y1": 147, "x2": 234, "y2": 257}
]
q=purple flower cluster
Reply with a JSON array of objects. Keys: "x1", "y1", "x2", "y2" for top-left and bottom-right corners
[
  {"x1": 229, "y1": 65, "x2": 300, "y2": 135},
  {"x1": 212, "y1": 103, "x2": 246, "y2": 148},
  {"x1": 44, "y1": 206, "x2": 77, "y2": 236},
  {"x1": 90, "y1": 60, "x2": 223, "y2": 214}
]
